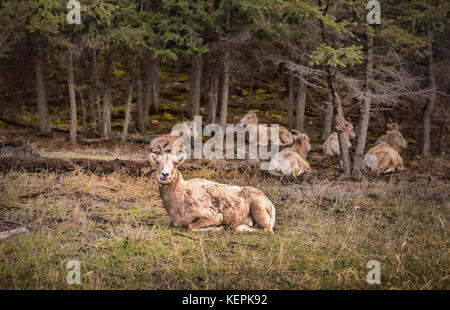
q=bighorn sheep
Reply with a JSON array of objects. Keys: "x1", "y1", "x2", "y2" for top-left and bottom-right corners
[
  {"x1": 322, "y1": 119, "x2": 355, "y2": 156},
  {"x1": 373, "y1": 121, "x2": 407, "y2": 153},
  {"x1": 149, "y1": 151, "x2": 276, "y2": 233},
  {"x1": 362, "y1": 120, "x2": 408, "y2": 174},
  {"x1": 149, "y1": 121, "x2": 197, "y2": 153},
  {"x1": 238, "y1": 110, "x2": 293, "y2": 145},
  {"x1": 268, "y1": 130, "x2": 312, "y2": 176}
]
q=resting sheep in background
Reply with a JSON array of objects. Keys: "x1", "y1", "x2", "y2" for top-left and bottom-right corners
[
  {"x1": 322, "y1": 119, "x2": 355, "y2": 156},
  {"x1": 268, "y1": 130, "x2": 312, "y2": 177},
  {"x1": 149, "y1": 150, "x2": 276, "y2": 233},
  {"x1": 362, "y1": 120, "x2": 408, "y2": 174},
  {"x1": 149, "y1": 120, "x2": 197, "y2": 154},
  {"x1": 238, "y1": 110, "x2": 293, "y2": 145}
]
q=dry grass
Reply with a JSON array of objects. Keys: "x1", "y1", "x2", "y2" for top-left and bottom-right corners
[{"x1": 0, "y1": 165, "x2": 448, "y2": 289}]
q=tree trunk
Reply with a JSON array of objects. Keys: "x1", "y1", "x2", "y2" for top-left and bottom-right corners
[
  {"x1": 246, "y1": 64, "x2": 254, "y2": 109},
  {"x1": 322, "y1": 95, "x2": 333, "y2": 141},
  {"x1": 102, "y1": 54, "x2": 113, "y2": 139},
  {"x1": 219, "y1": 7, "x2": 231, "y2": 130},
  {"x1": 352, "y1": 37, "x2": 373, "y2": 179},
  {"x1": 219, "y1": 52, "x2": 230, "y2": 129},
  {"x1": 67, "y1": 52, "x2": 77, "y2": 144},
  {"x1": 91, "y1": 50, "x2": 101, "y2": 132},
  {"x1": 121, "y1": 79, "x2": 134, "y2": 143},
  {"x1": 288, "y1": 69, "x2": 295, "y2": 129},
  {"x1": 421, "y1": 25, "x2": 436, "y2": 156},
  {"x1": 142, "y1": 57, "x2": 152, "y2": 131},
  {"x1": 437, "y1": 102, "x2": 448, "y2": 154},
  {"x1": 296, "y1": 77, "x2": 306, "y2": 132},
  {"x1": 87, "y1": 50, "x2": 98, "y2": 128},
  {"x1": 79, "y1": 89, "x2": 87, "y2": 131},
  {"x1": 329, "y1": 78, "x2": 351, "y2": 178},
  {"x1": 35, "y1": 42, "x2": 51, "y2": 135},
  {"x1": 188, "y1": 54, "x2": 203, "y2": 118},
  {"x1": 87, "y1": 90, "x2": 96, "y2": 128},
  {"x1": 150, "y1": 56, "x2": 160, "y2": 113},
  {"x1": 207, "y1": 67, "x2": 219, "y2": 124},
  {"x1": 135, "y1": 60, "x2": 145, "y2": 132}
]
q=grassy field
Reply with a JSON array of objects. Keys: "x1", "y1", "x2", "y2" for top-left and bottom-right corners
[{"x1": 0, "y1": 163, "x2": 448, "y2": 289}]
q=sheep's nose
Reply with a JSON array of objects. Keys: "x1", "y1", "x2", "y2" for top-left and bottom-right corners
[{"x1": 161, "y1": 172, "x2": 170, "y2": 179}]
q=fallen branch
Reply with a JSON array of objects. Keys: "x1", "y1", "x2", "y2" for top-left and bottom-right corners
[
  {"x1": 126, "y1": 134, "x2": 159, "y2": 144},
  {"x1": 19, "y1": 190, "x2": 47, "y2": 199},
  {"x1": 0, "y1": 117, "x2": 69, "y2": 133},
  {"x1": 0, "y1": 227, "x2": 28, "y2": 241},
  {"x1": 0, "y1": 156, "x2": 152, "y2": 176},
  {"x1": 0, "y1": 156, "x2": 260, "y2": 176}
]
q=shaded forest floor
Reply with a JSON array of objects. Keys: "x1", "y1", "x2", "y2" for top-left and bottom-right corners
[{"x1": 0, "y1": 63, "x2": 449, "y2": 289}]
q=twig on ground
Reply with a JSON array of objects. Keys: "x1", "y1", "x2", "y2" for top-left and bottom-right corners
[
  {"x1": 0, "y1": 227, "x2": 28, "y2": 241},
  {"x1": 296, "y1": 186, "x2": 330, "y2": 209},
  {"x1": 19, "y1": 191, "x2": 47, "y2": 199}
]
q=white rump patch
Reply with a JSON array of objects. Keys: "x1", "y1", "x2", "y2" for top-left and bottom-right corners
[
  {"x1": 362, "y1": 154, "x2": 378, "y2": 172},
  {"x1": 269, "y1": 202, "x2": 276, "y2": 230}
]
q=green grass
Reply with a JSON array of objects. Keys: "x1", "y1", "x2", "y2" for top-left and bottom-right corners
[{"x1": 0, "y1": 167, "x2": 448, "y2": 289}]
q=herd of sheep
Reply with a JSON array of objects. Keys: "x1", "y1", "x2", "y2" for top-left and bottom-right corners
[{"x1": 147, "y1": 110, "x2": 409, "y2": 233}]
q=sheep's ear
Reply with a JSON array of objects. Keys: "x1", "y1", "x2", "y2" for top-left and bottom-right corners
[
  {"x1": 149, "y1": 153, "x2": 159, "y2": 165},
  {"x1": 175, "y1": 152, "x2": 187, "y2": 166}
]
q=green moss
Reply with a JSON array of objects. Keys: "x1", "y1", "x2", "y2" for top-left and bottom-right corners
[
  {"x1": 174, "y1": 75, "x2": 188, "y2": 83},
  {"x1": 160, "y1": 64, "x2": 172, "y2": 73},
  {"x1": 268, "y1": 109, "x2": 287, "y2": 121},
  {"x1": 113, "y1": 68, "x2": 125, "y2": 78},
  {"x1": 150, "y1": 112, "x2": 176, "y2": 122},
  {"x1": 22, "y1": 115, "x2": 39, "y2": 124},
  {"x1": 112, "y1": 121, "x2": 124, "y2": 127},
  {"x1": 255, "y1": 88, "x2": 267, "y2": 95},
  {"x1": 262, "y1": 93, "x2": 278, "y2": 100},
  {"x1": 172, "y1": 95, "x2": 187, "y2": 101}
]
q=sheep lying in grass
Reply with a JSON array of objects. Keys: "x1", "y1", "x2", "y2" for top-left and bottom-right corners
[
  {"x1": 149, "y1": 121, "x2": 197, "y2": 154},
  {"x1": 268, "y1": 130, "x2": 311, "y2": 177},
  {"x1": 238, "y1": 110, "x2": 293, "y2": 145},
  {"x1": 322, "y1": 119, "x2": 355, "y2": 156},
  {"x1": 149, "y1": 151, "x2": 276, "y2": 233},
  {"x1": 363, "y1": 120, "x2": 408, "y2": 174}
]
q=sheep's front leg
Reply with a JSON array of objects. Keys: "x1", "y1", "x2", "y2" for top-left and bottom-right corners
[{"x1": 187, "y1": 213, "x2": 223, "y2": 231}]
